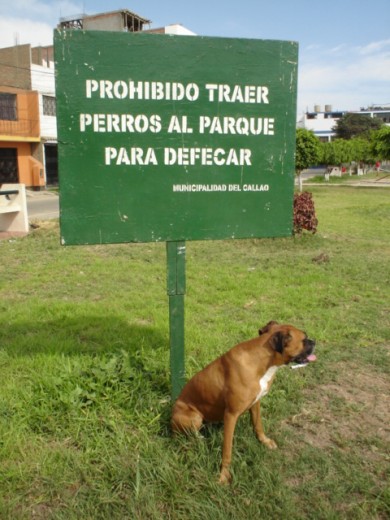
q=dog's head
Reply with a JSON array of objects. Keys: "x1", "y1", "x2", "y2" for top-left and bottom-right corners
[{"x1": 259, "y1": 321, "x2": 316, "y2": 365}]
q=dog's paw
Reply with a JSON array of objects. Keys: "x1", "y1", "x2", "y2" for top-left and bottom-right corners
[
  {"x1": 218, "y1": 468, "x2": 232, "y2": 485},
  {"x1": 261, "y1": 436, "x2": 278, "y2": 450}
]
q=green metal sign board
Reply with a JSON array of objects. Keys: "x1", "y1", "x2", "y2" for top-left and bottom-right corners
[{"x1": 54, "y1": 31, "x2": 298, "y2": 245}]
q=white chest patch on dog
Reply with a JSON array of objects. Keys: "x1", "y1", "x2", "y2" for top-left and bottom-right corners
[{"x1": 251, "y1": 366, "x2": 279, "y2": 406}]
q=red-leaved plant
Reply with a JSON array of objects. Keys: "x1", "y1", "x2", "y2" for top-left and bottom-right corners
[{"x1": 293, "y1": 192, "x2": 318, "y2": 235}]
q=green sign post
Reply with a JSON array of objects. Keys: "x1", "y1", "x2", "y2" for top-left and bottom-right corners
[{"x1": 54, "y1": 30, "x2": 298, "y2": 398}]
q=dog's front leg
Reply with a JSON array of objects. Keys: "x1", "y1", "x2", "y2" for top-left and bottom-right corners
[
  {"x1": 219, "y1": 410, "x2": 240, "y2": 484},
  {"x1": 249, "y1": 401, "x2": 277, "y2": 449}
]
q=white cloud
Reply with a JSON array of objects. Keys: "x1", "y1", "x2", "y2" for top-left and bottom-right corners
[
  {"x1": 298, "y1": 39, "x2": 390, "y2": 113},
  {"x1": 2, "y1": 0, "x2": 82, "y2": 21},
  {"x1": 328, "y1": 44, "x2": 348, "y2": 55},
  {"x1": 0, "y1": 17, "x2": 54, "y2": 48},
  {"x1": 347, "y1": 55, "x2": 390, "y2": 82},
  {"x1": 0, "y1": 1, "x2": 83, "y2": 48},
  {"x1": 358, "y1": 39, "x2": 390, "y2": 55},
  {"x1": 7, "y1": 0, "x2": 53, "y2": 18}
]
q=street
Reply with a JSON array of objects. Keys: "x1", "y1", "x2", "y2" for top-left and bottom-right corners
[{"x1": 27, "y1": 190, "x2": 59, "y2": 220}]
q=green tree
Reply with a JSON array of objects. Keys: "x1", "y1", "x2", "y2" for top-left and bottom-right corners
[
  {"x1": 370, "y1": 126, "x2": 390, "y2": 160},
  {"x1": 320, "y1": 139, "x2": 349, "y2": 167},
  {"x1": 350, "y1": 137, "x2": 371, "y2": 164},
  {"x1": 295, "y1": 128, "x2": 321, "y2": 190},
  {"x1": 321, "y1": 138, "x2": 372, "y2": 174},
  {"x1": 333, "y1": 113, "x2": 383, "y2": 140}
]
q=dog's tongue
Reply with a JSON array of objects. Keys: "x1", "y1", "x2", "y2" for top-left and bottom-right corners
[{"x1": 306, "y1": 354, "x2": 317, "y2": 362}]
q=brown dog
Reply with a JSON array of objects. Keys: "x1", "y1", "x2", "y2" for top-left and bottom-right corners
[{"x1": 171, "y1": 321, "x2": 316, "y2": 483}]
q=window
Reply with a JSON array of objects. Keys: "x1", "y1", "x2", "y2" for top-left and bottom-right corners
[
  {"x1": 0, "y1": 93, "x2": 17, "y2": 121},
  {"x1": 43, "y1": 95, "x2": 56, "y2": 116},
  {"x1": 0, "y1": 148, "x2": 18, "y2": 183}
]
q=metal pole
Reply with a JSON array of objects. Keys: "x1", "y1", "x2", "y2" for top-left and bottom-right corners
[{"x1": 166, "y1": 241, "x2": 186, "y2": 399}]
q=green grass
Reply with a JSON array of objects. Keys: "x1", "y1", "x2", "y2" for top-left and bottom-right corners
[{"x1": 0, "y1": 187, "x2": 389, "y2": 519}]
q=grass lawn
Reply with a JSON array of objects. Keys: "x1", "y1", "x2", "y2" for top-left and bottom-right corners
[{"x1": 0, "y1": 187, "x2": 389, "y2": 519}]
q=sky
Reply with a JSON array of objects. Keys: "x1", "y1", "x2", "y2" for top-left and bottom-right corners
[{"x1": 0, "y1": 0, "x2": 389, "y2": 116}]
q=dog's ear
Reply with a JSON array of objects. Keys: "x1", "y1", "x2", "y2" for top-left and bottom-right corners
[
  {"x1": 259, "y1": 320, "x2": 279, "y2": 336},
  {"x1": 270, "y1": 331, "x2": 291, "y2": 354}
]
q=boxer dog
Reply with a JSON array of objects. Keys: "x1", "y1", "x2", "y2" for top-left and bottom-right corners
[{"x1": 171, "y1": 321, "x2": 316, "y2": 483}]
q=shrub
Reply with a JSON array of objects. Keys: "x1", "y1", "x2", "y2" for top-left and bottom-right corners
[{"x1": 293, "y1": 191, "x2": 318, "y2": 234}]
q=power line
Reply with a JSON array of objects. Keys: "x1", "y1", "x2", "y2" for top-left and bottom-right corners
[{"x1": 0, "y1": 60, "x2": 55, "y2": 77}]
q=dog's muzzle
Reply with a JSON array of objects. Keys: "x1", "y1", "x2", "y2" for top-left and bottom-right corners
[{"x1": 292, "y1": 338, "x2": 316, "y2": 365}]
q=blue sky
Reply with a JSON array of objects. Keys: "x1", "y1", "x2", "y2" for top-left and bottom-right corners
[{"x1": 0, "y1": 0, "x2": 389, "y2": 115}]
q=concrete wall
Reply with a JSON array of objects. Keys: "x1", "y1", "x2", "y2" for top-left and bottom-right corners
[
  {"x1": 31, "y1": 46, "x2": 54, "y2": 66},
  {"x1": 0, "y1": 45, "x2": 31, "y2": 90},
  {"x1": 0, "y1": 88, "x2": 40, "y2": 138},
  {"x1": 84, "y1": 12, "x2": 123, "y2": 31}
]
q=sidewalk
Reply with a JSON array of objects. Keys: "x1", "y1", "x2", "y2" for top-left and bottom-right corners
[
  {"x1": 303, "y1": 174, "x2": 390, "y2": 188},
  {"x1": 26, "y1": 188, "x2": 59, "y2": 198}
]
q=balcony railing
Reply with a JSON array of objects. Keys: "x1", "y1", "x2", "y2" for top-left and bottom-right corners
[{"x1": 0, "y1": 117, "x2": 40, "y2": 139}]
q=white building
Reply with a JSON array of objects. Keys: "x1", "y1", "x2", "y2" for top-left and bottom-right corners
[
  {"x1": 298, "y1": 104, "x2": 390, "y2": 142},
  {"x1": 145, "y1": 23, "x2": 196, "y2": 36},
  {"x1": 30, "y1": 48, "x2": 57, "y2": 184}
]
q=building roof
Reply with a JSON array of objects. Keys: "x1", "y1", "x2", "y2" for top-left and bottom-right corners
[
  {"x1": 59, "y1": 9, "x2": 151, "y2": 31},
  {"x1": 83, "y1": 9, "x2": 151, "y2": 25}
]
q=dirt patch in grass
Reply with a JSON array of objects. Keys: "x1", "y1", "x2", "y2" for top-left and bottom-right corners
[
  {"x1": 0, "y1": 231, "x2": 28, "y2": 240},
  {"x1": 30, "y1": 219, "x2": 59, "y2": 231},
  {"x1": 284, "y1": 361, "x2": 390, "y2": 459}
]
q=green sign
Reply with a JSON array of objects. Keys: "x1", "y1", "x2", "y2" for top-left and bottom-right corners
[{"x1": 55, "y1": 31, "x2": 298, "y2": 245}]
